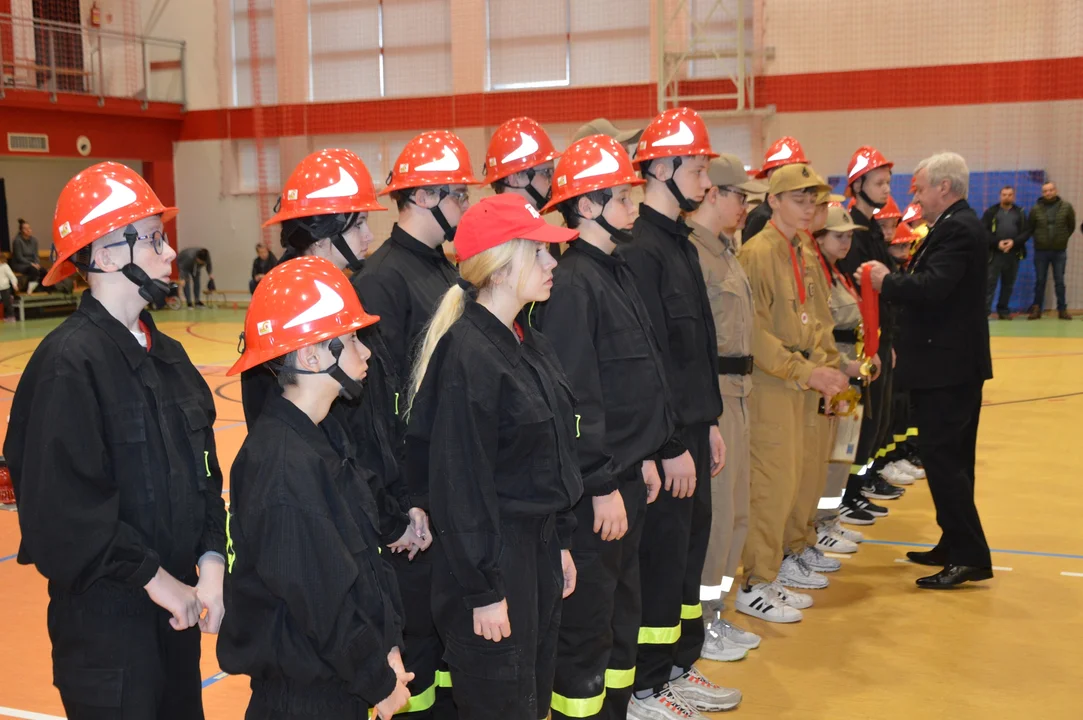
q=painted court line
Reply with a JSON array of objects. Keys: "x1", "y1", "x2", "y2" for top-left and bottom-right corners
[
  {"x1": 1061, "y1": 571, "x2": 1083, "y2": 578},
  {"x1": 0, "y1": 708, "x2": 66, "y2": 720},
  {"x1": 202, "y1": 670, "x2": 229, "y2": 689}
]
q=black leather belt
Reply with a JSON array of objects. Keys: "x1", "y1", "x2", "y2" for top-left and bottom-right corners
[
  {"x1": 718, "y1": 355, "x2": 754, "y2": 376},
  {"x1": 833, "y1": 328, "x2": 859, "y2": 344}
]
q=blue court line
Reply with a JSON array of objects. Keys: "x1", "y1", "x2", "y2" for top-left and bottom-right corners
[
  {"x1": 863, "y1": 539, "x2": 1083, "y2": 560},
  {"x1": 201, "y1": 671, "x2": 230, "y2": 689},
  {"x1": 0, "y1": 553, "x2": 16, "y2": 563}
]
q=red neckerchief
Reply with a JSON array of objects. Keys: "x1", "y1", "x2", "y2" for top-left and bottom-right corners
[
  {"x1": 512, "y1": 321, "x2": 525, "y2": 342},
  {"x1": 772, "y1": 221, "x2": 805, "y2": 305},
  {"x1": 138, "y1": 319, "x2": 153, "y2": 351}
]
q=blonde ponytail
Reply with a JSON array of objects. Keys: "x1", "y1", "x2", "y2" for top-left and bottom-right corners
[{"x1": 406, "y1": 238, "x2": 537, "y2": 417}]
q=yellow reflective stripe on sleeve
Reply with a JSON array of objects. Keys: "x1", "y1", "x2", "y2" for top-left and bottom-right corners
[
  {"x1": 893, "y1": 434, "x2": 908, "y2": 442},
  {"x1": 204, "y1": 450, "x2": 211, "y2": 477},
  {"x1": 680, "y1": 603, "x2": 703, "y2": 620},
  {"x1": 849, "y1": 464, "x2": 865, "y2": 475},
  {"x1": 906, "y1": 427, "x2": 919, "y2": 437},
  {"x1": 394, "y1": 392, "x2": 400, "y2": 416},
  {"x1": 550, "y1": 690, "x2": 606, "y2": 718},
  {"x1": 225, "y1": 511, "x2": 236, "y2": 573},
  {"x1": 638, "y1": 624, "x2": 681, "y2": 644},
  {"x1": 605, "y1": 666, "x2": 635, "y2": 689},
  {"x1": 575, "y1": 414, "x2": 581, "y2": 438},
  {"x1": 435, "y1": 670, "x2": 453, "y2": 688},
  {"x1": 397, "y1": 680, "x2": 436, "y2": 714}
]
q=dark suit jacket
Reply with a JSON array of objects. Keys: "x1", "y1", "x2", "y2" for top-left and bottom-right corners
[{"x1": 880, "y1": 199, "x2": 993, "y2": 391}]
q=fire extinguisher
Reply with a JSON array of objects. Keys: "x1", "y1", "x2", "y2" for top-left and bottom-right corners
[{"x1": 90, "y1": 1, "x2": 102, "y2": 28}]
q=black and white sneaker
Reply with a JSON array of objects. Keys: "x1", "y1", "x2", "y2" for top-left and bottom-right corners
[
  {"x1": 838, "y1": 502, "x2": 875, "y2": 525},
  {"x1": 843, "y1": 496, "x2": 888, "y2": 520},
  {"x1": 862, "y1": 476, "x2": 905, "y2": 500}
]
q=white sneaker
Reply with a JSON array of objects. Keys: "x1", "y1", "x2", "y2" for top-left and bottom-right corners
[
  {"x1": 700, "y1": 622, "x2": 748, "y2": 662},
  {"x1": 671, "y1": 666, "x2": 742, "y2": 712},
  {"x1": 880, "y1": 462, "x2": 915, "y2": 485},
  {"x1": 815, "y1": 527, "x2": 859, "y2": 554},
  {"x1": 817, "y1": 516, "x2": 864, "y2": 544},
  {"x1": 627, "y1": 684, "x2": 704, "y2": 720},
  {"x1": 735, "y1": 582, "x2": 803, "y2": 623},
  {"x1": 778, "y1": 553, "x2": 829, "y2": 589},
  {"x1": 774, "y1": 582, "x2": 814, "y2": 609},
  {"x1": 712, "y1": 617, "x2": 761, "y2": 649},
  {"x1": 800, "y1": 545, "x2": 842, "y2": 573},
  {"x1": 895, "y1": 458, "x2": 926, "y2": 479}
]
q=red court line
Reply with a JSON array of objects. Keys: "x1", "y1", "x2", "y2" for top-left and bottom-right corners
[{"x1": 185, "y1": 323, "x2": 239, "y2": 347}]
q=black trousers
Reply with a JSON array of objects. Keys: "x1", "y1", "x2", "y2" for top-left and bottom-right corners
[
  {"x1": 553, "y1": 471, "x2": 647, "y2": 720},
  {"x1": 47, "y1": 587, "x2": 204, "y2": 720},
  {"x1": 912, "y1": 382, "x2": 991, "y2": 567},
  {"x1": 844, "y1": 351, "x2": 894, "y2": 501},
  {"x1": 246, "y1": 678, "x2": 368, "y2": 719},
  {"x1": 986, "y1": 252, "x2": 1020, "y2": 315},
  {"x1": 635, "y1": 423, "x2": 712, "y2": 692},
  {"x1": 389, "y1": 546, "x2": 457, "y2": 719},
  {"x1": 1, "y1": 287, "x2": 12, "y2": 318},
  {"x1": 433, "y1": 516, "x2": 563, "y2": 720}
]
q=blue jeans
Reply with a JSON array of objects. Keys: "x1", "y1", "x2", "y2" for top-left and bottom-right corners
[
  {"x1": 181, "y1": 267, "x2": 202, "y2": 305},
  {"x1": 1033, "y1": 250, "x2": 1067, "y2": 312}
]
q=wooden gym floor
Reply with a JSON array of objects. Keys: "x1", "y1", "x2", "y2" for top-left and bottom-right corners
[{"x1": 1, "y1": 308, "x2": 1082, "y2": 719}]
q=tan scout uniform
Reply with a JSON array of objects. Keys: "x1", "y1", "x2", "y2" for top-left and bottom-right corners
[{"x1": 736, "y1": 164, "x2": 832, "y2": 586}]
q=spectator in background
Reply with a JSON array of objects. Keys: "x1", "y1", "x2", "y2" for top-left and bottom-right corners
[
  {"x1": 1027, "y1": 182, "x2": 1075, "y2": 320},
  {"x1": 249, "y1": 243, "x2": 277, "y2": 294},
  {"x1": 11, "y1": 219, "x2": 44, "y2": 293},
  {"x1": 982, "y1": 186, "x2": 1028, "y2": 319},
  {"x1": 0, "y1": 252, "x2": 18, "y2": 321},
  {"x1": 177, "y1": 247, "x2": 214, "y2": 308}
]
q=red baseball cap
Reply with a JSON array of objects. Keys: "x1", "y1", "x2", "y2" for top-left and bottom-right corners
[{"x1": 455, "y1": 194, "x2": 578, "y2": 262}]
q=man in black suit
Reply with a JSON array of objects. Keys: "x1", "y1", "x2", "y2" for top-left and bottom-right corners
[{"x1": 859, "y1": 152, "x2": 993, "y2": 589}]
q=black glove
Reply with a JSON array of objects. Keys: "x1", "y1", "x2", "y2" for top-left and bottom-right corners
[{"x1": 206, "y1": 278, "x2": 217, "y2": 292}]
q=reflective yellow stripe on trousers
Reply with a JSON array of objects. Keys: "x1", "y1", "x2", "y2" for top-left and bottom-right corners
[
  {"x1": 638, "y1": 623, "x2": 681, "y2": 644},
  {"x1": 394, "y1": 671, "x2": 452, "y2": 715},
  {"x1": 550, "y1": 667, "x2": 636, "y2": 718}
]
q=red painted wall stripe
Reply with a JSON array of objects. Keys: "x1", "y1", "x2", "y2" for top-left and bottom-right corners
[{"x1": 177, "y1": 57, "x2": 1083, "y2": 142}]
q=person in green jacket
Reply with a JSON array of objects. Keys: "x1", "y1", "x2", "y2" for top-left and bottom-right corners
[{"x1": 1027, "y1": 182, "x2": 1075, "y2": 320}]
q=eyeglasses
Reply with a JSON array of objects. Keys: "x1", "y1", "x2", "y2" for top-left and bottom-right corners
[
  {"x1": 101, "y1": 230, "x2": 169, "y2": 255},
  {"x1": 718, "y1": 187, "x2": 750, "y2": 205},
  {"x1": 440, "y1": 187, "x2": 470, "y2": 207},
  {"x1": 532, "y1": 167, "x2": 554, "y2": 182}
]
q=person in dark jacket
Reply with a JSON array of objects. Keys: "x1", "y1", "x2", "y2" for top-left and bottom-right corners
[
  {"x1": 177, "y1": 246, "x2": 213, "y2": 307},
  {"x1": 359, "y1": 133, "x2": 481, "y2": 719},
  {"x1": 861, "y1": 151, "x2": 993, "y2": 589},
  {"x1": 622, "y1": 107, "x2": 731, "y2": 720},
  {"x1": 1027, "y1": 182, "x2": 1076, "y2": 319},
  {"x1": 4, "y1": 162, "x2": 226, "y2": 719},
  {"x1": 249, "y1": 242, "x2": 277, "y2": 293},
  {"x1": 536, "y1": 136, "x2": 728, "y2": 719},
  {"x1": 11, "y1": 218, "x2": 45, "y2": 292},
  {"x1": 835, "y1": 146, "x2": 905, "y2": 519},
  {"x1": 404, "y1": 195, "x2": 582, "y2": 720},
  {"x1": 981, "y1": 186, "x2": 1028, "y2": 318},
  {"x1": 218, "y1": 256, "x2": 412, "y2": 719}
]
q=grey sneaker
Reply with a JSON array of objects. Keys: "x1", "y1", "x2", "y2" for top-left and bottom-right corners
[
  {"x1": 670, "y1": 666, "x2": 742, "y2": 712},
  {"x1": 627, "y1": 684, "x2": 704, "y2": 720}
]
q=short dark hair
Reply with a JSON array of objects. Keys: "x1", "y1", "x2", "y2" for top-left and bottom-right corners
[
  {"x1": 557, "y1": 190, "x2": 612, "y2": 229},
  {"x1": 17, "y1": 218, "x2": 28, "y2": 229},
  {"x1": 196, "y1": 248, "x2": 210, "y2": 263},
  {"x1": 1002, "y1": 185, "x2": 1014, "y2": 192},
  {"x1": 273, "y1": 339, "x2": 331, "y2": 389}
]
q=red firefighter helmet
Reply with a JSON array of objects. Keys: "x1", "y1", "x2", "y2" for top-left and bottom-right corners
[
  {"x1": 846, "y1": 145, "x2": 894, "y2": 187},
  {"x1": 47, "y1": 162, "x2": 177, "y2": 286},
  {"x1": 483, "y1": 117, "x2": 561, "y2": 185},
  {"x1": 265, "y1": 148, "x2": 386, "y2": 227},
  {"x1": 873, "y1": 196, "x2": 903, "y2": 221},
  {"x1": 755, "y1": 136, "x2": 808, "y2": 178},
  {"x1": 633, "y1": 107, "x2": 717, "y2": 166},
  {"x1": 891, "y1": 222, "x2": 919, "y2": 245},
  {"x1": 228, "y1": 256, "x2": 380, "y2": 376},
  {"x1": 380, "y1": 131, "x2": 480, "y2": 195},
  {"x1": 902, "y1": 202, "x2": 924, "y2": 225},
  {"x1": 542, "y1": 135, "x2": 644, "y2": 213}
]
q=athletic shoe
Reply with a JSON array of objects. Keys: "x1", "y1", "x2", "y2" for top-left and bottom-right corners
[
  {"x1": 906, "y1": 453, "x2": 924, "y2": 469},
  {"x1": 700, "y1": 624, "x2": 748, "y2": 662},
  {"x1": 778, "y1": 554, "x2": 829, "y2": 589},
  {"x1": 774, "y1": 582, "x2": 814, "y2": 609},
  {"x1": 815, "y1": 526, "x2": 859, "y2": 554},
  {"x1": 710, "y1": 617, "x2": 761, "y2": 650},
  {"x1": 863, "y1": 476, "x2": 905, "y2": 500},
  {"x1": 895, "y1": 458, "x2": 926, "y2": 479},
  {"x1": 819, "y1": 517, "x2": 864, "y2": 543},
  {"x1": 627, "y1": 685, "x2": 704, "y2": 720},
  {"x1": 858, "y1": 496, "x2": 890, "y2": 515},
  {"x1": 800, "y1": 545, "x2": 842, "y2": 573},
  {"x1": 838, "y1": 501, "x2": 876, "y2": 526},
  {"x1": 735, "y1": 582, "x2": 803, "y2": 623},
  {"x1": 671, "y1": 666, "x2": 742, "y2": 712},
  {"x1": 879, "y1": 462, "x2": 915, "y2": 486}
]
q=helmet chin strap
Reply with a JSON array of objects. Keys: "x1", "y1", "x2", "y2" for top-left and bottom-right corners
[
  {"x1": 331, "y1": 234, "x2": 364, "y2": 273},
  {"x1": 853, "y1": 177, "x2": 886, "y2": 210},
  {"x1": 274, "y1": 337, "x2": 365, "y2": 400},
  {"x1": 118, "y1": 225, "x2": 171, "y2": 306},
  {"x1": 414, "y1": 188, "x2": 458, "y2": 242},
  {"x1": 498, "y1": 169, "x2": 549, "y2": 210},
  {"x1": 661, "y1": 157, "x2": 702, "y2": 213},
  {"x1": 582, "y1": 190, "x2": 632, "y2": 243}
]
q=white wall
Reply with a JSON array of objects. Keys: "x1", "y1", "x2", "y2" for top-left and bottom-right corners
[{"x1": 2, "y1": 156, "x2": 143, "y2": 249}]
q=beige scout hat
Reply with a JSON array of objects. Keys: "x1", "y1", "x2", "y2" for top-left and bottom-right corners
[
  {"x1": 822, "y1": 204, "x2": 868, "y2": 233},
  {"x1": 572, "y1": 118, "x2": 644, "y2": 146},
  {"x1": 708, "y1": 154, "x2": 768, "y2": 194},
  {"x1": 768, "y1": 163, "x2": 832, "y2": 196}
]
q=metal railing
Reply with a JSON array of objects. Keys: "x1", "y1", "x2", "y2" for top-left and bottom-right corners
[{"x1": 0, "y1": 12, "x2": 186, "y2": 107}]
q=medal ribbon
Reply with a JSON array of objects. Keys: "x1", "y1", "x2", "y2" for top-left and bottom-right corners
[{"x1": 859, "y1": 264, "x2": 880, "y2": 361}]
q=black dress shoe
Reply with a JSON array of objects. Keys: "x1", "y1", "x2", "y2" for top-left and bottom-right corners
[
  {"x1": 916, "y1": 565, "x2": 994, "y2": 589},
  {"x1": 907, "y1": 550, "x2": 947, "y2": 567}
]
